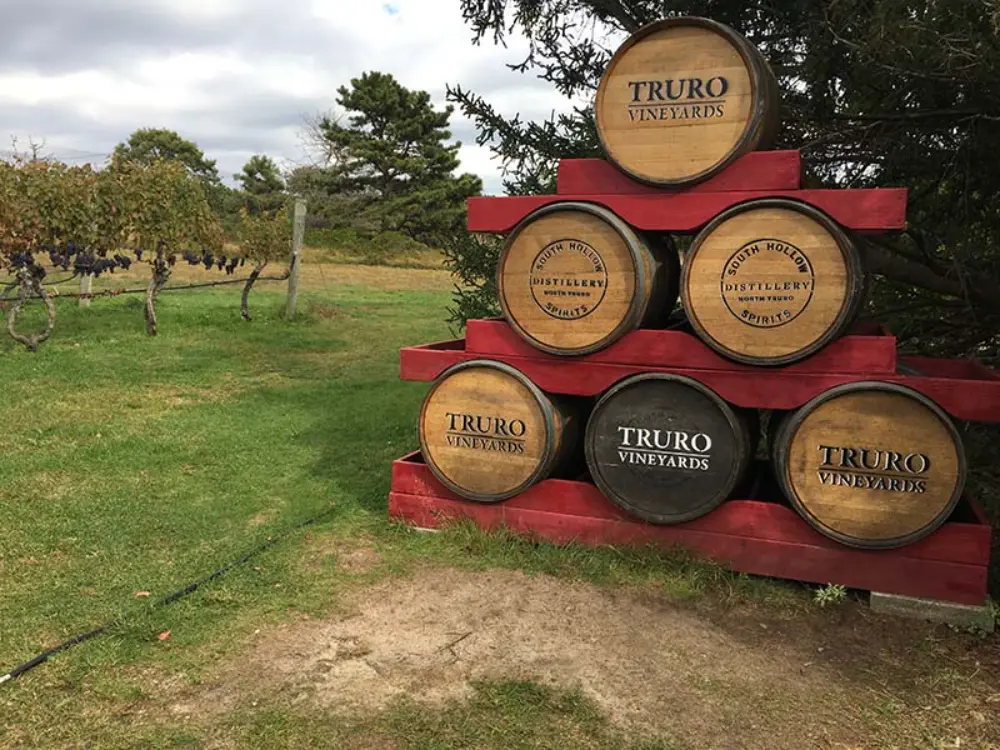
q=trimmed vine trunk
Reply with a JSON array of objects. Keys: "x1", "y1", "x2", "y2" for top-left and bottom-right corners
[
  {"x1": 6, "y1": 267, "x2": 56, "y2": 352},
  {"x1": 241, "y1": 262, "x2": 267, "y2": 321},
  {"x1": 1, "y1": 280, "x2": 17, "y2": 302},
  {"x1": 144, "y1": 253, "x2": 172, "y2": 336}
]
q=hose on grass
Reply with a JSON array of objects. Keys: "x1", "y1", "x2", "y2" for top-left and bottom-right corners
[{"x1": 0, "y1": 504, "x2": 337, "y2": 687}]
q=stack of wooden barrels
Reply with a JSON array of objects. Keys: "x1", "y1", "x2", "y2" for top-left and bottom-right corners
[{"x1": 415, "y1": 16, "x2": 968, "y2": 552}]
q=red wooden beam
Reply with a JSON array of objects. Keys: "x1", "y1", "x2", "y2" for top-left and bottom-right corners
[
  {"x1": 398, "y1": 339, "x2": 1000, "y2": 423},
  {"x1": 556, "y1": 152, "x2": 802, "y2": 195},
  {"x1": 466, "y1": 189, "x2": 908, "y2": 234},
  {"x1": 390, "y1": 453, "x2": 991, "y2": 567},
  {"x1": 387, "y1": 455, "x2": 991, "y2": 606},
  {"x1": 464, "y1": 319, "x2": 898, "y2": 376}
]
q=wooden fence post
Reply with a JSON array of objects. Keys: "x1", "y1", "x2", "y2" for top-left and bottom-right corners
[
  {"x1": 79, "y1": 273, "x2": 92, "y2": 308},
  {"x1": 285, "y1": 197, "x2": 306, "y2": 320}
]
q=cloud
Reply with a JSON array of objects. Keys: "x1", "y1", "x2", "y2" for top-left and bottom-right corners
[{"x1": 0, "y1": 0, "x2": 591, "y2": 194}]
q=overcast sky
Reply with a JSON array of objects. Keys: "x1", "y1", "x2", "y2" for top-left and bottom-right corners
[{"x1": 0, "y1": 0, "x2": 604, "y2": 195}]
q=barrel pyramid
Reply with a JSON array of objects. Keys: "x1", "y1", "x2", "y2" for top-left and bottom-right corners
[{"x1": 398, "y1": 11, "x2": 991, "y2": 597}]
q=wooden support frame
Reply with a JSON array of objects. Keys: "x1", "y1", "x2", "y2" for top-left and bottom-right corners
[
  {"x1": 398, "y1": 330, "x2": 1000, "y2": 423},
  {"x1": 389, "y1": 451, "x2": 991, "y2": 606}
]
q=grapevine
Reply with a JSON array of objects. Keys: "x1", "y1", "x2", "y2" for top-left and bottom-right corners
[{"x1": 0, "y1": 150, "x2": 292, "y2": 350}]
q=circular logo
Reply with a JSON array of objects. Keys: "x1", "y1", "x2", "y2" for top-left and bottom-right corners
[
  {"x1": 720, "y1": 238, "x2": 815, "y2": 329},
  {"x1": 529, "y1": 238, "x2": 609, "y2": 321}
]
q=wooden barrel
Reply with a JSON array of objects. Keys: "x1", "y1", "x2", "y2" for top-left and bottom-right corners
[
  {"x1": 594, "y1": 16, "x2": 781, "y2": 187},
  {"x1": 681, "y1": 198, "x2": 866, "y2": 366},
  {"x1": 496, "y1": 201, "x2": 680, "y2": 356},
  {"x1": 771, "y1": 381, "x2": 966, "y2": 549},
  {"x1": 585, "y1": 373, "x2": 758, "y2": 524},
  {"x1": 418, "y1": 359, "x2": 583, "y2": 502}
]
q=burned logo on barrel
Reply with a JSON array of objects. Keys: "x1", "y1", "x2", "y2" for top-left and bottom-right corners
[
  {"x1": 720, "y1": 237, "x2": 816, "y2": 328},
  {"x1": 529, "y1": 238, "x2": 609, "y2": 320}
]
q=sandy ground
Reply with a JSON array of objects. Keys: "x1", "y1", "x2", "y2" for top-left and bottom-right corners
[{"x1": 162, "y1": 562, "x2": 1000, "y2": 750}]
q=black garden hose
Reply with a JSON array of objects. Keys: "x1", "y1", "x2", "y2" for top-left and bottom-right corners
[{"x1": 0, "y1": 504, "x2": 337, "y2": 686}]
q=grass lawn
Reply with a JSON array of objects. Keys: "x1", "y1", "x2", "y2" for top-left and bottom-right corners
[{"x1": 1, "y1": 263, "x2": 998, "y2": 749}]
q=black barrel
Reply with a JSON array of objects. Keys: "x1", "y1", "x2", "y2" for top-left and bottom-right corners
[{"x1": 584, "y1": 373, "x2": 759, "y2": 524}]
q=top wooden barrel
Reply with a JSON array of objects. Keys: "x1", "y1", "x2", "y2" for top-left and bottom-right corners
[
  {"x1": 594, "y1": 16, "x2": 781, "y2": 187},
  {"x1": 496, "y1": 201, "x2": 680, "y2": 356}
]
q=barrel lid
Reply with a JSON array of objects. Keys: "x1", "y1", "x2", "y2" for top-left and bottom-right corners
[
  {"x1": 418, "y1": 359, "x2": 558, "y2": 502},
  {"x1": 496, "y1": 201, "x2": 651, "y2": 356},
  {"x1": 773, "y1": 381, "x2": 966, "y2": 549},
  {"x1": 594, "y1": 15, "x2": 773, "y2": 187},
  {"x1": 585, "y1": 372, "x2": 752, "y2": 523},
  {"x1": 681, "y1": 197, "x2": 865, "y2": 366}
]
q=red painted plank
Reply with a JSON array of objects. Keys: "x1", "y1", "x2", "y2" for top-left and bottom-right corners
[
  {"x1": 389, "y1": 492, "x2": 989, "y2": 606},
  {"x1": 899, "y1": 356, "x2": 1000, "y2": 381},
  {"x1": 398, "y1": 342, "x2": 1000, "y2": 423},
  {"x1": 465, "y1": 319, "x2": 898, "y2": 375},
  {"x1": 556, "y1": 153, "x2": 802, "y2": 195},
  {"x1": 467, "y1": 189, "x2": 908, "y2": 234},
  {"x1": 390, "y1": 455, "x2": 992, "y2": 567}
]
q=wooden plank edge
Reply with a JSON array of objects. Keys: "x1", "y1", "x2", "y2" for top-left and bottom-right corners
[
  {"x1": 389, "y1": 456, "x2": 993, "y2": 567},
  {"x1": 464, "y1": 319, "x2": 899, "y2": 376},
  {"x1": 388, "y1": 492, "x2": 988, "y2": 606},
  {"x1": 556, "y1": 152, "x2": 803, "y2": 195},
  {"x1": 397, "y1": 343, "x2": 1000, "y2": 423},
  {"x1": 467, "y1": 189, "x2": 909, "y2": 234}
]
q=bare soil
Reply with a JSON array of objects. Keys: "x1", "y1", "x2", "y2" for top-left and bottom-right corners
[{"x1": 163, "y1": 567, "x2": 1000, "y2": 749}]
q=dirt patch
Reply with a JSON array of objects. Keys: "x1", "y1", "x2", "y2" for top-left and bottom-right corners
[
  {"x1": 161, "y1": 568, "x2": 1000, "y2": 748},
  {"x1": 298, "y1": 535, "x2": 383, "y2": 575},
  {"x1": 335, "y1": 547, "x2": 382, "y2": 574}
]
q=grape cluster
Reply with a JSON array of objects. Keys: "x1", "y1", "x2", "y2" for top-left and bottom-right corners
[
  {"x1": 180, "y1": 250, "x2": 245, "y2": 275},
  {"x1": 9, "y1": 243, "x2": 251, "y2": 281}
]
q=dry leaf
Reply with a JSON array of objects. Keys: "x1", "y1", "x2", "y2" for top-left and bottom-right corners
[{"x1": 135, "y1": 591, "x2": 151, "y2": 598}]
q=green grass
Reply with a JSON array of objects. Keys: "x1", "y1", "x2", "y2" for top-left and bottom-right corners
[
  {"x1": 0, "y1": 285, "x2": 442, "y2": 663},
  {"x1": 223, "y1": 679, "x2": 684, "y2": 750},
  {"x1": 1, "y1": 276, "x2": 997, "y2": 749},
  {"x1": 0, "y1": 280, "x2": 772, "y2": 747}
]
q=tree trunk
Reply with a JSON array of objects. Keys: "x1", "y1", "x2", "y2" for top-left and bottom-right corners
[
  {"x1": 1, "y1": 280, "x2": 17, "y2": 303},
  {"x1": 6, "y1": 268, "x2": 56, "y2": 352},
  {"x1": 145, "y1": 255, "x2": 171, "y2": 336},
  {"x1": 241, "y1": 262, "x2": 266, "y2": 321}
]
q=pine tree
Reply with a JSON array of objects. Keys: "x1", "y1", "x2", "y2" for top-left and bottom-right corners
[{"x1": 312, "y1": 71, "x2": 483, "y2": 247}]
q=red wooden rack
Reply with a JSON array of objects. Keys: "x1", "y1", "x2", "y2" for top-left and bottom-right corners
[
  {"x1": 389, "y1": 451, "x2": 991, "y2": 606},
  {"x1": 400, "y1": 321, "x2": 1000, "y2": 422},
  {"x1": 387, "y1": 150, "x2": 996, "y2": 606},
  {"x1": 467, "y1": 150, "x2": 908, "y2": 234}
]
